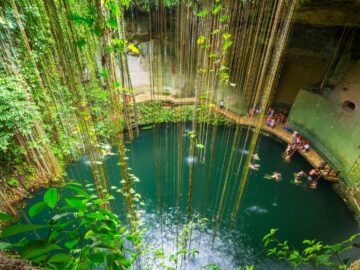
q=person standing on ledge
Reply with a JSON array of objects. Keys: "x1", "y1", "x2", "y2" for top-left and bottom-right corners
[{"x1": 220, "y1": 100, "x2": 225, "y2": 109}]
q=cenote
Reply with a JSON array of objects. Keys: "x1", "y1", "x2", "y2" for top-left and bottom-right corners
[
  {"x1": 3, "y1": 0, "x2": 360, "y2": 269},
  {"x1": 17, "y1": 125, "x2": 359, "y2": 269}
]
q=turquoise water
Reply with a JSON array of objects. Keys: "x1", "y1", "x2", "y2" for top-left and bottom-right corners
[{"x1": 18, "y1": 124, "x2": 359, "y2": 269}]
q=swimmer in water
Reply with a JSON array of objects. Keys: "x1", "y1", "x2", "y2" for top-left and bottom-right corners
[
  {"x1": 264, "y1": 171, "x2": 281, "y2": 181},
  {"x1": 294, "y1": 171, "x2": 306, "y2": 183},
  {"x1": 309, "y1": 181, "x2": 318, "y2": 189},
  {"x1": 308, "y1": 168, "x2": 319, "y2": 181},
  {"x1": 252, "y1": 153, "x2": 260, "y2": 161},
  {"x1": 249, "y1": 163, "x2": 260, "y2": 171},
  {"x1": 271, "y1": 172, "x2": 282, "y2": 181}
]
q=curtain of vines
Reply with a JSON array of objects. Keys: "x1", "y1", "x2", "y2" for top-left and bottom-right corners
[{"x1": 140, "y1": 0, "x2": 297, "y2": 243}]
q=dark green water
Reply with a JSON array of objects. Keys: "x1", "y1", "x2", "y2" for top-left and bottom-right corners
[{"x1": 19, "y1": 125, "x2": 359, "y2": 269}]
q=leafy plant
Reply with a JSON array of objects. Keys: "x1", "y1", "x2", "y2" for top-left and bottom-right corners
[
  {"x1": 6, "y1": 178, "x2": 19, "y2": 187},
  {"x1": 0, "y1": 183, "x2": 138, "y2": 270},
  {"x1": 263, "y1": 228, "x2": 360, "y2": 270}
]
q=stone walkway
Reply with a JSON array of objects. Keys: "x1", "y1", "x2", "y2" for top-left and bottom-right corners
[{"x1": 134, "y1": 94, "x2": 339, "y2": 182}]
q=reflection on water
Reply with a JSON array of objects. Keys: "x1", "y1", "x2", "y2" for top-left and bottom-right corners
[
  {"x1": 245, "y1": 205, "x2": 269, "y2": 215},
  {"x1": 185, "y1": 156, "x2": 197, "y2": 165}
]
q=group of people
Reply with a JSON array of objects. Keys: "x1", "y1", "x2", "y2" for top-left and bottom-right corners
[
  {"x1": 265, "y1": 108, "x2": 286, "y2": 129},
  {"x1": 249, "y1": 153, "x2": 282, "y2": 181},
  {"x1": 284, "y1": 131, "x2": 310, "y2": 160},
  {"x1": 247, "y1": 148, "x2": 326, "y2": 189},
  {"x1": 294, "y1": 165, "x2": 324, "y2": 189},
  {"x1": 248, "y1": 152, "x2": 324, "y2": 188},
  {"x1": 249, "y1": 153, "x2": 260, "y2": 171}
]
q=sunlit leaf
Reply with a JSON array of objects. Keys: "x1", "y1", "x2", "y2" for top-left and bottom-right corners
[
  {"x1": 212, "y1": 4, "x2": 221, "y2": 14},
  {"x1": 0, "y1": 242, "x2": 12, "y2": 250},
  {"x1": 85, "y1": 212, "x2": 105, "y2": 220},
  {"x1": 128, "y1": 44, "x2": 140, "y2": 54},
  {"x1": 64, "y1": 197, "x2": 86, "y2": 211},
  {"x1": 44, "y1": 188, "x2": 59, "y2": 209},
  {"x1": 197, "y1": 8, "x2": 208, "y2": 17},
  {"x1": 197, "y1": 35, "x2": 206, "y2": 45}
]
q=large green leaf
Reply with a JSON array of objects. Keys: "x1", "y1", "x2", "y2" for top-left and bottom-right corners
[
  {"x1": 0, "y1": 241, "x2": 12, "y2": 250},
  {"x1": 85, "y1": 212, "x2": 105, "y2": 220},
  {"x1": 19, "y1": 240, "x2": 62, "y2": 259},
  {"x1": 44, "y1": 188, "x2": 59, "y2": 209},
  {"x1": 28, "y1": 202, "x2": 47, "y2": 218},
  {"x1": 64, "y1": 197, "x2": 86, "y2": 210},
  {"x1": 1, "y1": 224, "x2": 50, "y2": 237}
]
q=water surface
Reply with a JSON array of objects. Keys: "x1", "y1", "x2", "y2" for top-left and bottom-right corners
[{"x1": 20, "y1": 125, "x2": 359, "y2": 269}]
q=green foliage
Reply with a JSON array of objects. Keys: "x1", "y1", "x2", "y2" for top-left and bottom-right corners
[
  {"x1": 197, "y1": 35, "x2": 206, "y2": 45},
  {"x1": 219, "y1": 15, "x2": 228, "y2": 23},
  {"x1": 197, "y1": 8, "x2": 209, "y2": 17},
  {"x1": 137, "y1": 102, "x2": 229, "y2": 126},
  {"x1": 194, "y1": 1, "x2": 233, "y2": 86},
  {"x1": 0, "y1": 76, "x2": 38, "y2": 152},
  {"x1": 185, "y1": 130, "x2": 206, "y2": 150},
  {"x1": 137, "y1": 102, "x2": 193, "y2": 125},
  {"x1": 222, "y1": 33, "x2": 233, "y2": 51},
  {"x1": 44, "y1": 188, "x2": 59, "y2": 209},
  {"x1": 6, "y1": 178, "x2": 19, "y2": 187},
  {"x1": 0, "y1": 75, "x2": 40, "y2": 186},
  {"x1": 108, "y1": 38, "x2": 127, "y2": 54},
  {"x1": 212, "y1": 4, "x2": 222, "y2": 15},
  {"x1": 263, "y1": 228, "x2": 360, "y2": 270},
  {"x1": 0, "y1": 183, "x2": 138, "y2": 269}
]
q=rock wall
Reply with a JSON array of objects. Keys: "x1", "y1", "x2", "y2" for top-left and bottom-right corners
[
  {"x1": 274, "y1": 24, "x2": 342, "y2": 105},
  {"x1": 287, "y1": 89, "x2": 360, "y2": 187},
  {"x1": 274, "y1": 50, "x2": 327, "y2": 105}
]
